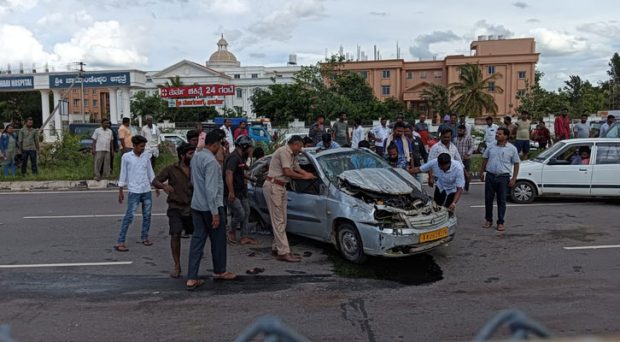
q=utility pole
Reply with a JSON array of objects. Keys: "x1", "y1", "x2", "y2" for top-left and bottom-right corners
[{"x1": 77, "y1": 61, "x2": 86, "y2": 122}]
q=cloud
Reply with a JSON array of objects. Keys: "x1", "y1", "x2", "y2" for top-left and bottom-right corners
[
  {"x1": 0, "y1": 24, "x2": 56, "y2": 69},
  {"x1": 472, "y1": 20, "x2": 513, "y2": 38},
  {"x1": 409, "y1": 31, "x2": 461, "y2": 59},
  {"x1": 513, "y1": 2, "x2": 527, "y2": 9},
  {"x1": 577, "y1": 22, "x2": 620, "y2": 39},
  {"x1": 0, "y1": 0, "x2": 38, "y2": 16},
  {"x1": 36, "y1": 10, "x2": 93, "y2": 29},
  {"x1": 249, "y1": 53, "x2": 266, "y2": 59},
  {"x1": 202, "y1": 0, "x2": 249, "y2": 15},
  {"x1": 53, "y1": 21, "x2": 148, "y2": 68},
  {"x1": 249, "y1": 0, "x2": 326, "y2": 41},
  {"x1": 526, "y1": 18, "x2": 540, "y2": 23},
  {"x1": 369, "y1": 11, "x2": 387, "y2": 16},
  {"x1": 530, "y1": 27, "x2": 588, "y2": 56}
]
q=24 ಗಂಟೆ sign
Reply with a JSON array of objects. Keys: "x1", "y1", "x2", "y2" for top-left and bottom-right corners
[{"x1": 159, "y1": 85, "x2": 235, "y2": 98}]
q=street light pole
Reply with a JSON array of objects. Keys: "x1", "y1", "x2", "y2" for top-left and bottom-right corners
[{"x1": 77, "y1": 61, "x2": 86, "y2": 122}]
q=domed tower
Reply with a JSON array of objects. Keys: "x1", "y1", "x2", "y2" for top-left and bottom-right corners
[{"x1": 206, "y1": 34, "x2": 240, "y2": 67}]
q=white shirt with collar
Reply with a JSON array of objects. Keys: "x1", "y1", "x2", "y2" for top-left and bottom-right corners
[
  {"x1": 420, "y1": 159, "x2": 465, "y2": 194},
  {"x1": 351, "y1": 126, "x2": 365, "y2": 148},
  {"x1": 141, "y1": 124, "x2": 160, "y2": 157},
  {"x1": 371, "y1": 124, "x2": 390, "y2": 147},
  {"x1": 118, "y1": 150, "x2": 155, "y2": 194},
  {"x1": 484, "y1": 124, "x2": 499, "y2": 146},
  {"x1": 428, "y1": 142, "x2": 463, "y2": 164}
]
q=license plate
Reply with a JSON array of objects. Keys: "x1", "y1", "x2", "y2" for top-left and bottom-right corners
[{"x1": 419, "y1": 227, "x2": 449, "y2": 243}]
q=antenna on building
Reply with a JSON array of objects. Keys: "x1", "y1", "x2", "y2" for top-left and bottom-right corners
[
  {"x1": 45, "y1": 63, "x2": 49, "y2": 73},
  {"x1": 325, "y1": 48, "x2": 328, "y2": 59},
  {"x1": 32, "y1": 63, "x2": 36, "y2": 73},
  {"x1": 396, "y1": 41, "x2": 401, "y2": 59},
  {"x1": 19, "y1": 62, "x2": 24, "y2": 74},
  {"x1": 7, "y1": 64, "x2": 11, "y2": 74},
  {"x1": 373, "y1": 45, "x2": 377, "y2": 60},
  {"x1": 356, "y1": 45, "x2": 361, "y2": 61}
]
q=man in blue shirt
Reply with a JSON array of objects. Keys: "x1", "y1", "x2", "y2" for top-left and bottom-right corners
[
  {"x1": 412, "y1": 153, "x2": 464, "y2": 212},
  {"x1": 480, "y1": 127, "x2": 520, "y2": 232},
  {"x1": 315, "y1": 132, "x2": 341, "y2": 150}
]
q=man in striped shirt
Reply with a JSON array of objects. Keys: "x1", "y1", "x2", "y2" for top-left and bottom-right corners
[{"x1": 455, "y1": 125, "x2": 475, "y2": 191}]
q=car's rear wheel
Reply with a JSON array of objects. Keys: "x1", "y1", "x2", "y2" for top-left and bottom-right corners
[
  {"x1": 337, "y1": 223, "x2": 367, "y2": 264},
  {"x1": 510, "y1": 180, "x2": 536, "y2": 204}
]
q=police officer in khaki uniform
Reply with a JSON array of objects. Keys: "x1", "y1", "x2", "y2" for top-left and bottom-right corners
[{"x1": 264, "y1": 135, "x2": 316, "y2": 262}]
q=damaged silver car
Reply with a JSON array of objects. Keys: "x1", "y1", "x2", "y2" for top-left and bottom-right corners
[{"x1": 248, "y1": 148, "x2": 457, "y2": 263}]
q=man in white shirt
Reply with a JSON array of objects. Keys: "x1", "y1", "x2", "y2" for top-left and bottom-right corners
[
  {"x1": 351, "y1": 118, "x2": 365, "y2": 148},
  {"x1": 115, "y1": 135, "x2": 167, "y2": 252},
  {"x1": 220, "y1": 118, "x2": 234, "y2": 153},
  {"x1": 483, "y1": 116, "x2": 499, "y2": 149},
  {"x1": 599, "y1": 115, "x2": 615, "y2": 137},
  {"x1": 141, "y1": 115, "x2": 160, "y2": 168},
  {"x1": 92, "y1": 118, "x2": 114, "y2": 181},
  {"x1": 370, "y1": 117, "x2": 390, "y2": 156},
  {"x1": 427, "y1": 128, "x2": 462, "y2": 188},
  {"x1": 412, "y1": 153, "x2": 464, "y2": 212}
]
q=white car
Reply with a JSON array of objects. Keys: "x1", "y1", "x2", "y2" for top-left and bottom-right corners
[
  {"x1": 510, "y1": 138, "x2": 620, "y2": 203},
  {"x1": 160, "y1": 133, "x2": 187, "y2": 148}
]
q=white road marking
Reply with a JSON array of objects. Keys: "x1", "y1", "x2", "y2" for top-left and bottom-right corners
[
  {"x1": 24, "y1": 213, "x2": 166, "y2": 219},
  {"x1": 563, "y1": 245, "x2": 620, "y2": 250},
  {"x1": 469, "y1": 203, "x2": 585, "y2": 208},
  {"x1": 0, "y1": 261, "x2": 133, "y2": 269}
]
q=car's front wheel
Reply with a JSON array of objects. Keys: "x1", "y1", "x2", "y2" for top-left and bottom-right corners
[
  {"x1": 337, "y1": 223, "x2": 367, "y2": 264},
  {"x1": 510, "y1": 180, "x2": 536, "y2": 204}
]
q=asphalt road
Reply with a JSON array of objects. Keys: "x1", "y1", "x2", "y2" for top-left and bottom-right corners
[{"x1": 0, "y1": 185, "x2": 619, "y2": 341}]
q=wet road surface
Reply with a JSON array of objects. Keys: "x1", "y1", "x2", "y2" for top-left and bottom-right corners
[{"x1": 0, "y1": 186, "x2": 619, "y2": 341}]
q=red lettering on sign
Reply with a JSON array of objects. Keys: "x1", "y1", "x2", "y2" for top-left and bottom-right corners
[{"x1": 159, "y1": 85, "x2": 235, "y2": 98}]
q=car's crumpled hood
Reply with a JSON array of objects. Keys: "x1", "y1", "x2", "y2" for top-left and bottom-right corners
[{"x1": 337, "y1": 168, "x2": 415, "y2": 195}]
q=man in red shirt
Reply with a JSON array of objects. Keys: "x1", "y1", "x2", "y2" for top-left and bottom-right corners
[{"x1": 554, "y1": 113, "x2": 570, "y2": 141}]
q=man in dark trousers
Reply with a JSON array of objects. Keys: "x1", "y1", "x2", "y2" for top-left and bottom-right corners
[
  {"x1": 225, "y1": 135, "x2": 258, "y2": 245},
  {"x1": 480, "y1": 127, "x2": 520, "y2": 232},
  {"x1": 186, "y1": 131, "x2": 236, "y2": 290},
  {"x1": 152, "y1": 143, "x2": 195, "y2": 278}
]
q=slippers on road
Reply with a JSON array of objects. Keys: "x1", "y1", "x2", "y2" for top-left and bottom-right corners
[
  {"x1": 213, "y1": 271, "x2": 237, "y2": 280},
  {"x1": 114, "y1": 245, "x2": 129, "y2": 252},
  {"x1": 186, "y1": 279, "x2": 205, "y2": 291},
  {"x1": 142, "y1": 240, "x2": 153, "y2": 246},
  {"x1": 246, "y1": 267, "x2": 265, "y2": 275},
  {"x1": 497, "y1": 224, "x2": 506, "y2": 231},
  {"x1": 482, "y1": 221, "x2": 493, "y2": 229}
]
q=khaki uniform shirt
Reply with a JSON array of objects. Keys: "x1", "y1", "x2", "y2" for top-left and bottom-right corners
[{"x1": 267, "y1": 145, "x2": 299, "y2": 183}]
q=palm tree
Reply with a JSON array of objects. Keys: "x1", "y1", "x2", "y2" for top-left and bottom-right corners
[
  {"x1": 450, "y1": 64, "x2": 503, "y2": 116},
  {"x1": 158, "y1": 75, "x2": 183, "y2": 88},
  {"x1": 420, "y1": 84, "x2": 453, "y2": 116}
]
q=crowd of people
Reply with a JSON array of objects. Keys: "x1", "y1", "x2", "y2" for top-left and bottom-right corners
[{"x1": 1, "y1": 110, "x2": 616, "y2": 290}]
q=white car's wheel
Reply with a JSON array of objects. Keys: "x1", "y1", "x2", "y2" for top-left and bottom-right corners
[{"x1": 510, "y1": 181, "x2": 536, "y2": 204}]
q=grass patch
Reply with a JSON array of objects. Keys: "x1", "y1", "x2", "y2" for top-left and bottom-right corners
[{"x1": 1, "y1": 150, "x2": 178, "y2": 181}]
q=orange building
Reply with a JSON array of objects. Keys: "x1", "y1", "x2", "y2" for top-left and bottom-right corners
[
  {"x1": 335, "y1": 37, "x2": 539, "y2": 117},
  {"x1": 61, "y1": 88, "x2": 110, "y2": 122}
]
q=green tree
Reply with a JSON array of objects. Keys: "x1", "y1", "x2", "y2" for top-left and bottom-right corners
[
  {"x1": 130, "y1": 91, "x2": 168, "y2": 121},
  {"x1": 421, "y1": 84, "x2": 453, "y2": 116},
  {"x1": 0, "y1": 91, "x2": 44, "y2": 127},
  {"x1": 450, "y1": 64, "x2": 503, "y2": 116},
  {"x1": 605, "y1": 52, "x2": 620, "y2": 110}
]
